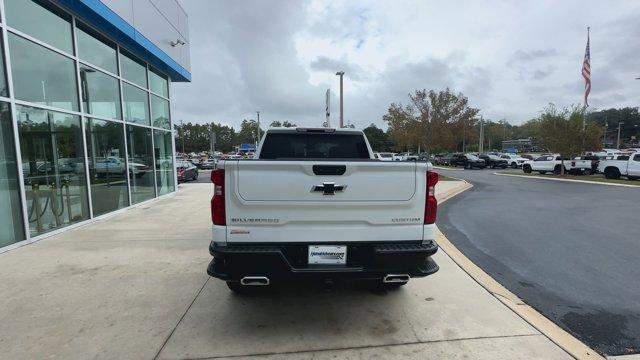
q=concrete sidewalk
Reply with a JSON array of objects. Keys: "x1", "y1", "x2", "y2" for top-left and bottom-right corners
[{"x1": 0, "y1": 181, "x2": 572, "y2": 359}]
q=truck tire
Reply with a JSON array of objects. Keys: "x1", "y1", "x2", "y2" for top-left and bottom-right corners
[
  {"x1": 511, "y1": 162, "x2": 518, "y2": 169},
  {"x1": 539, "y1": 171, "x2": 547, "y2": 175},
  {"x1": 604, "y1": 167, "x2": 621, "y2": 179},
  {"x1": 553, "y1": 165, "x2": 562, "y2": 175},
  {"x1": 523, "y1": 165, "x2": 532, "y2": 173},
  {"x1": 583, "y1": 168, "x2": 592, "y2": 176}
]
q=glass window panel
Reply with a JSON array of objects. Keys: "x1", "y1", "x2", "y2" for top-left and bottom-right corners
[
  {"x1": 0, "y1": 41, "x2": 8, "y2": 97},
  {"x1": 149, "y1": 68, "x2": 168, "y2": 98},
  {"x1": 123, "y1": 83, "x2": 150, "y2": 125},
  {"x1": 0, "y1": 102, "x2": 25, "y2": 246},
  {"x1": 154, "y1": 130, "x2": 174, "y2": 195},
  {"x1": 5, "y1": 0, "x2": 73, "y2": 54},
  {"x1": 126, "y1": 125, "x2": 155, "y2": 203},
  {"x1": 85, "y1": 118, "x2": 129, "y2": 216},
  {"x1": 151, "y1": 95, "x2": 170, "y2": 129},
  {"x1": 80, "y1": 66, "x2": 121, "y2": 119},
  {"x1": 120, "y1": 50, "x2": 147, "y2": 88},
  {"x1": 76, "y1": 23, "x2": 117, "y2": 74},
  {"x1": 17, "y1": 105, "x2": 89, "y2": 237},
  {"x1": 9, "y1": 33, "x2": 78, "y2": 111}
]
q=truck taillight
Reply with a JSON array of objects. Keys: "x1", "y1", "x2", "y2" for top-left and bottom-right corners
[
  {"x1": 425, "y1": 171, "x2": 438, "y2": 224},
  {"x1": 211, "y1": 169, "x2": 226, "y2": 225}
]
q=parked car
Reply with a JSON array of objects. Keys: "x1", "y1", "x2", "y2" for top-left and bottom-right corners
[
  {"x1": 200, "y1": 159, "x2": 217, "y2": 170},
  {"x1": 177, "y1": 161, "x2": 198, "y2": 182},
  {"x1": 208, "y1": 127, "x2": 440, "y2": 293},
  {"x1": 567, "y1": 156, "x2": 598, "y2": 175},
  {"x1": 597, "y1": 153, "x2": 640, "y2": 180},
  {"x1": 499, "y1": 154, "x2": 528, "y2": 168},
  {"x1": 451, "y1": 153, "x2": 486, "y2": 169},
  {"x1": 94, "y1": 157, "x2": 149, "y2": 177},
  {"x1": 373, "y1": 152, "x2": 394, "y2": 161},
  {"x1": 522, "y1": 155, "x2": 569, "y2": 174},
  {"x1": 478, "y1": 154, "x2": 508, "y2": 169}
]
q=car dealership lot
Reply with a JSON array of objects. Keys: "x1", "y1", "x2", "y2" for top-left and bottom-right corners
[
  {"x1": 437, "y1": 168, "x2": 640, "y2": 356},
  {"x1": 0, "y1": 182, "x2": 573, "y2": 360}
]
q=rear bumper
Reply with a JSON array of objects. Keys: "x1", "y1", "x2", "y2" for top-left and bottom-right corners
[{"x1": 207, "y1": 241, "x2": 439, "y2": 282}]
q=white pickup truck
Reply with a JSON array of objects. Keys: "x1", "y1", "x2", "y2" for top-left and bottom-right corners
[
  {"x1": 598, "y1": 153, "x2": 640, "y2": 180},
  {"x1": 207, "y1": 128, "x2": 440, "y2": 292},
  {"x1": 522, "y1": 155, "x2": 593, "y2": 175}
]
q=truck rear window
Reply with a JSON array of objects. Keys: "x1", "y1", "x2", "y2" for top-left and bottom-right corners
[{"x1": 260, "y1": 133, "x2": 370, "y2": 159}]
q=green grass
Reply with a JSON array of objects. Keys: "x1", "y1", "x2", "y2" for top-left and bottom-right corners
[{"x1": 498, "y1": 170, "x2": 640, "y2": 186}]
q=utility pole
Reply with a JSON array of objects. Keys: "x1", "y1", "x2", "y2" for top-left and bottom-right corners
[
  {"x1": 336, "y1": 71, "x2": 345, "y2": 128},
  {"x1": 617, "y1": 122, "x2": 624, "y2": 149},
  {"x1": 478, "y1": 116, "x2": 484, "y2": 153},
  {"x1": 180, "y1": 119, "x2": 185, "y2": 154},
  {"x1": 325, "y1": 89, "x2": 331, "y2": 127},
  {"x1": 603, "y1": 116, "x2": 608, "y2": 148},
  {"x1": 256, "y1": 111, "x2": 260, "y2": 143},
  {"x1": 209, "y1": 125, "x2": 216, "y2": 153}
]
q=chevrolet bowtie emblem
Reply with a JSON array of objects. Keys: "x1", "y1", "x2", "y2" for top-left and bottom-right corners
[{"x1": 311, "y1": 182, "x2": 347, "y2": 195}]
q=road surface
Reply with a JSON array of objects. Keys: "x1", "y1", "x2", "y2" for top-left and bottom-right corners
[{"x1": 436, "y1": 168, "x2": 640, "y2": 356}]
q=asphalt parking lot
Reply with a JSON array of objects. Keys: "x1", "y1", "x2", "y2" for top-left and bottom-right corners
[{"x1": 436, "y1": 168, "x2": 640, "y2": 356}]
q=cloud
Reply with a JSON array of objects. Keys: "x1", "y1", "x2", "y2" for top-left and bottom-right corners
[
  {"x1": 171, "y1": 1, "x2": 640, "y2": 129},
  {"x1": 508, "y1": 49, "x2": 558, "y2": 66},
  {"x1": 309, "y1": 56, "x2": 365, "y2": 81}
]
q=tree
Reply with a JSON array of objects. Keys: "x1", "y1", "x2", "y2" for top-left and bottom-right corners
[
  {"x1": 236, "y1": 119, "x2": 264, "y2": 144},
  {"x1": 174, "y1": 122, "x2": 237, "y2": 153},
  {"x1": 363, "y1": 124, "x2": 393, "y2": 151},
  {"x1": 535, "y1": 104, "x2": 601, "y2": 174},
  {"x1": 587, "y1": 107, "x2": 640, "y2": 147},
  {"x1": 383, "y1": 88, "x2": 479, "y2": 154}
]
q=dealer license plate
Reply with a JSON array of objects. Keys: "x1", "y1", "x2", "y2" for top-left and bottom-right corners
[{"x1": 308, "y1": 245, "x2": 347, "y2": 265}]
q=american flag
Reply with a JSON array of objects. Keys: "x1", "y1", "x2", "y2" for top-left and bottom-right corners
[{"x1": 582, "y1": 28, "x2": 591, "y2": 107}]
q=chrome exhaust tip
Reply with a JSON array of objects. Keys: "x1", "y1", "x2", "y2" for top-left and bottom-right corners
[
  {"x1": 383, "y1": 274, "x2": 410, "y2": 283},
  {"x1": 240, "y1": 276, "x2": 270, "y2": 286}
]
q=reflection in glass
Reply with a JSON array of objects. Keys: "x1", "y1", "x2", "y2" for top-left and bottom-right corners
[
  {"x1": 85, "y1": 119, "x2": 129, "y2": 216},
  {"x1": 0, "y1": 102, "x2": 25, "y2": 246},
  {"x1": 126, "y1": 125, "x2": 155, "y2": 203},
  {"x1": 80, "y1": 65, "x2": 121, "y2": 119},
  {"x1": 123, "y1": 83, "x2": 150, "y2": 125},
  {"x1": 5, "y1": 0, "x2": 73, "y2": 53},
  {"x1": 154, "y1": 130, "x2": 175, "y2": 195},
  {"x1": 149, "y1": 67, "x2": 168, "y2": 98},
  {"x1": 9, "y1": 33, "x2": 78, "y2": 111},
  {"x1": 120, "y1": 50, "x2": 147, "y2": 88},
  {"x1": 151, "y1": 95, "x2": 170, "y2": 129},
  {"x1": 0, "y1": 41, "x2": 8, "y2": 97},
  {"x1": 76, "y1": 23, "x2": 118, "y2": 74},
  {"x1": 17, "y1": 105, "x2": 89, "y2": 236}
]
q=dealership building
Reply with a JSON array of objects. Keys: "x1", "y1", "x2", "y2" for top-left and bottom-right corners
[{"x1": 0, "y1": 0, "x2": 191, "y2": 251}]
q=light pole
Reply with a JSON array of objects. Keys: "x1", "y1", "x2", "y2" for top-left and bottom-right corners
[
  {"x1": 617, "y1": 122, "x2": 624, "y2": 149},
  {"x1": 336, "y1": 71, "x2": 344, "y2": 128},
  {"x1": 180, "y1": 119, "x2": 185, "y2": 154},
  {"x1": 256, "y1": 111, "x2": 260, "y2": 143}
]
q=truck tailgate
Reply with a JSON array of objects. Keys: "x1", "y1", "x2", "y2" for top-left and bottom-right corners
[{"x1": 224, "y1": 160, "x2": 426, "y2": 243}]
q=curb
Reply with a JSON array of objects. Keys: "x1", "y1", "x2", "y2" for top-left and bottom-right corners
[
  {"x1": 494, "y1": 172, "x2": 639, "y2": 188},
  {"x1": 436, "y1": 182, "x2": 604, "y2": 360}
]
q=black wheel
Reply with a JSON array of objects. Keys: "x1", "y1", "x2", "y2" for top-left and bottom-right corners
[
  {"x1": 539, "y1": 171, "x2": 547, "y2": 175},
  {"x1": 523, "y1": 165, "x2": 532, "y2": 174},
  {"x1": 553, "y1": 165, "x2": 562, "y2": 175},
  {"x1": 604, "y1": 168, "x2": 620, "y2": 179},
  {"x1": 511, "y1": 162, "x2": 518, "y2": 169},
  {"x1": 582, "y1": 168, "x2": 592, "y2": 176},
  {"x1": 193, "y1": 171, "x2": 199, "y2": 180}
]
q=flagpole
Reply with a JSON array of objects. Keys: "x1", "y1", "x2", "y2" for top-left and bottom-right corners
[{"x1": 582, "y1": 26, "x2": 590, "y2": 152}]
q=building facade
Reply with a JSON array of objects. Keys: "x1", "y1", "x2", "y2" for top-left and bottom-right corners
[{"x1": 0, "y1": 0, "x2": 191, "y2": 251}]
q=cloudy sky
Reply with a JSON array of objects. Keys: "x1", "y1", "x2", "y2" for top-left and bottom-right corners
[{"x1": 172, "y1": 0, "x2": 640, "y2": 130}]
